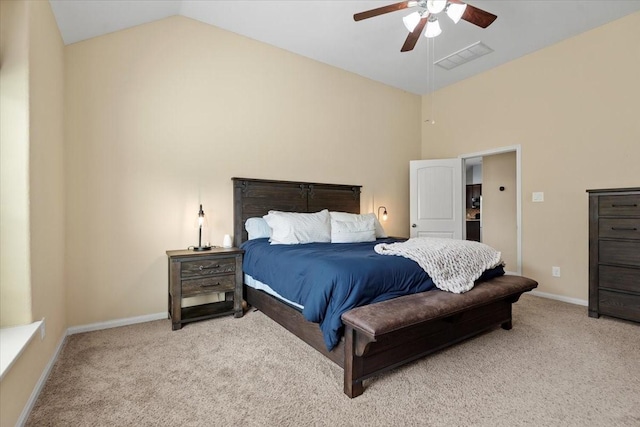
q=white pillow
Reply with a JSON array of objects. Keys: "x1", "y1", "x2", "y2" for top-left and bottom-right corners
[
  {"x1": 245, "y1": 217, "x2": 271, "y2": 240},
  {"x1": 331, "y1": 218, "x2": 376, "y2": 243},
  {"x1": 263, "y1": 209, "x2": 331, "y2": 245},
  {"x1": 329, "y1": 211, "x2": 388, "y2": 238}
]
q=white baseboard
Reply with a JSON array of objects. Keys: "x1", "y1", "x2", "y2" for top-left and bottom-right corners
[
  {"x1": 529, "y1": 290, "x2": 588, "y2": 307},
  {"x1": 16, "y1": 331, "x2": 67, "y2": 427},
  {"x1": 66, "y1": 312, "x2": 168, "y2": 336}
]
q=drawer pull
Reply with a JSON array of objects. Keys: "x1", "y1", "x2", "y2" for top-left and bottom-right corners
[
  {"x1": 611, "y1": 204, "x2": 637, "y2": 207},
  {"x1": 611, "y1": 227, "x2": 637, "y2": 231},
  {"x1": 199, "y1": 264, "x2": 220, "y2": 271},
  {"x1": 200, "y1": 282, "x2": 221, "y2": 288}
]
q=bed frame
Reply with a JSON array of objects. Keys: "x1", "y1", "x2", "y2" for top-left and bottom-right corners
[{"x1": 232, "y1": 177, "x2": 537, "y2": 397}]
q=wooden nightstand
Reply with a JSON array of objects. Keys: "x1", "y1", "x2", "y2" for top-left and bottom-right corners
[{"x1": 167, "y1": 247, "x2": 244, "y2": 330}]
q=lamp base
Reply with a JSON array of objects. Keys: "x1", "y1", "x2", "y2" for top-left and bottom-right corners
[{"x1": 192, "y1": 245, "x2": 212, "y2": 252}]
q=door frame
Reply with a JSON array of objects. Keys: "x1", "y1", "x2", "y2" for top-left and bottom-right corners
[{"x1": 459, "y1": 145, "x2": 522, "y2": 275}]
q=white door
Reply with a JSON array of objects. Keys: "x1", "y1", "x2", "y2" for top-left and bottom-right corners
[{"x1": 409, "y1": 159, "x2": 463, "y2": 239}]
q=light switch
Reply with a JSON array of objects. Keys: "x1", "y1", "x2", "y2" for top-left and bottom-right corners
[{"x1": 532, "y1": 192, "x2": 544, "y2": 202}]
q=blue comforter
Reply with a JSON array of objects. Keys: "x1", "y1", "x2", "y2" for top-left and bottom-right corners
[{"x1": 241, "y1": 238, "x2": 503, "y2": 351}]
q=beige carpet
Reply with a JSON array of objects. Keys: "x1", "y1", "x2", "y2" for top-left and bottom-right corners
[{"x1": 27, "y1": 295, "x2": 640, "y2": 426}]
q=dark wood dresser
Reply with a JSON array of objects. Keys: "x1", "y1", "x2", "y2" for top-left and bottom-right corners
[{"x1": 587, "y1": 187, "x2": 640, "y2": 322}]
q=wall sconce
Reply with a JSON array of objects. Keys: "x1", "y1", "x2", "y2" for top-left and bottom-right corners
[
  {"x1": 193, "y1": 204, "x2": 212, "y2": 251},
  {"x1": 377, "y1": 206, "x2": 388, "y2": 221}
]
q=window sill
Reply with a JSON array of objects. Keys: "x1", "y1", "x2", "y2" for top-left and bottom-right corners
[{"x1": 0, "y1": 320, "x2": 42, "y2": 380}]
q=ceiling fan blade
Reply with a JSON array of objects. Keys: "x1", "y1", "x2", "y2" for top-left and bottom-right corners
[
  {"x1": 460, "y1": 3, "x2": 497, "y2": 28},
  {"x1": 400, "y1": 15, "x2": 428, "y2": 52},
  {"x1": 354, "y1": 1, "x2": 412, "y2": 22}
]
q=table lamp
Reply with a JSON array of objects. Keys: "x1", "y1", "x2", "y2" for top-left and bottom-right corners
[{"x1": 193, "y1": 204, "x2": 212, "y2": 251}]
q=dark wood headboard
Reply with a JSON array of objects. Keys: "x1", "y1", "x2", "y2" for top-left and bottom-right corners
[{"x1": 232, "y1": 178, "x2": 362, "y2": 247}]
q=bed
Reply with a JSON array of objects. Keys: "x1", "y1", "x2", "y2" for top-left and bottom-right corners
[{"x1": 232, "y1": 177, "x2": 538, "y2": 397}]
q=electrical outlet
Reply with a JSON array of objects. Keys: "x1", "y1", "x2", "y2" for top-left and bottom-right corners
[
  {"x1": 552, "y1": 266, "x2": 561, "y2": 277},
  {"x1": 40, "y1": 318, "x2": 46, "y2": 340}
]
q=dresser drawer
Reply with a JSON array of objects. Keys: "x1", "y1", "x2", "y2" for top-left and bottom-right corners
[
  {"x1": 598, "y1": 290, "x2": 640, "y2": 322},
  {"x1": 181, "y1": 257, "x2": 235, "y2": 278},
  {"x1": 599, "y1": 240, "x2": 640, "y2": 267},
  {"x1": 182, "y1": 274, "x2": 236, "y2": 297},
  {"x1": 599, "y1": 218, "x2": 640, "y2": 240},
  {"x1": 599, "y1": 265, "x2": 640, "y2": 293},
  {"x1": 599, "y1": 195, "x2": 640, "y2": 217}
]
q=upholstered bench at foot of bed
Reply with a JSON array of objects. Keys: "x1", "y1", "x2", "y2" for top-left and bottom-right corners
[{"x1": 340, "y1": 275, "x2": 538, "y2": 398}]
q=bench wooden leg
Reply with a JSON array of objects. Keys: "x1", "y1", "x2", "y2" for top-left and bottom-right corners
[
  {"x1": 343, "y1": 326, "x2": 364, "y2": 398},
  {"x1": 501, "y1": 303, "x2": 513, "y2": 330}
]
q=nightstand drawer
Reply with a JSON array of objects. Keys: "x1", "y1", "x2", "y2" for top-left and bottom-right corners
[
  {"x1": 181, "y1": 257, "x2": 235, "y2": 278},
  {"x1": 182, "y1": 274, "x2": 236, "y2": 297}
]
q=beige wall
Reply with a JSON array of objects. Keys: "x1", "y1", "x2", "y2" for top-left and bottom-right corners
[
  {"x1": 0, "y1": 1, "x2": 66, "y2": 426},
  {"x1": 28, "y1": 0, "x2": 67, "y2": 366},
  {"x1": 422, "y1": 12, "x2": 640, "y2": 301},
  {"x1": 482, "y1": 152, "x2": 517, "y2": 272},
  {"x1": 64, "y1": 16, "x2": 421, "y2": 326},
  {"x1": 0, "y1": 0, "x2": 32, "y2": 327}
]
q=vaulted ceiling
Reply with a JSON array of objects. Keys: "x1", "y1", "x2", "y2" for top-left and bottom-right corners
[{"x1": 49, "y1": 1, "x2": 640, "y2": 95}]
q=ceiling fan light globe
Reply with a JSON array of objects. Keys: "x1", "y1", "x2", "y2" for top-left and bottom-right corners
[
  {"x1": 424, "y1": 18, "x2": 442, "y2": 38},
  {"x1": 403, "y1": 11, "x2": 422, "y2": 32},
  {"x1": 446, "y1": 3, "x2": 467, "y2": 23},
  {"x1": 426, "y1": 0, "x2": 447, "y2": 14}
]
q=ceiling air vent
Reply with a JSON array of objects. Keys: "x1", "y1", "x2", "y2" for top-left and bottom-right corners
[{"x1": 435, "y1": 41, "x2": 494, "y2": 70}]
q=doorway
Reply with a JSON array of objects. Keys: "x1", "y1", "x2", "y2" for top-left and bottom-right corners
[
  {"x1": 461, "y1": 146, "x2": 521, "y2": 275},
  {"x1": 464, "y1": 157, "x2": 483, "y2": 242}
]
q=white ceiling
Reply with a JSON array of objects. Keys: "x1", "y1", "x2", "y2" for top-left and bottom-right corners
[{"x1": 49, "y1": 0, "x2": 640, "y2": 95}]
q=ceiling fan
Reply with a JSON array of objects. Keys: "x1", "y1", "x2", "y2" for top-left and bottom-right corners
[{"x1": 354, "y1": 0, "x2": 497, "y2": 52}]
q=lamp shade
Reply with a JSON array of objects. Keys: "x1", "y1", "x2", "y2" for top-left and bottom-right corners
[
  {"x1": 403, "y1": 11, "x2": 421, "y2": 32},
  {"x1": 193, "y1": 204, "x2": 212, "y2": 251},
  {"x1": 378, "y1": 206, "x2": 388, "y2": 221},
  {"x1": 194, "y1": 204, "x2": 209, "y2": 228},
  {"x1": 426, "y1": 0, "x2": 447, "y2": 14},
  {"x1": 446, "y1": 3, "x2": 467, "y2": 23},
  {"x1": 424, "y1": 18, "x2": 442, "y2": 38}
]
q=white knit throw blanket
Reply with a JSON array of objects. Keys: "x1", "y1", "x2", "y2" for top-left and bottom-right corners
[{"x1": 374, "y1": 237, "x2": 504, "y2": 294}]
